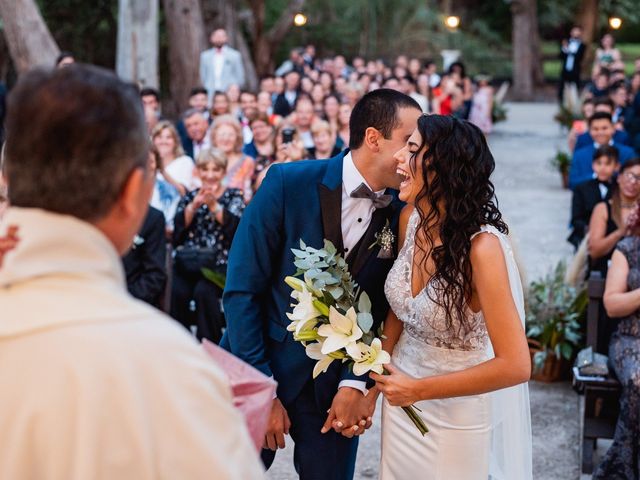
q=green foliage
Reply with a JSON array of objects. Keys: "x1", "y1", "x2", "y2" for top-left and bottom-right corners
[
  {"x1": 549, "y1": 150, "x2": 572, "y2": 175},
  {"x1": 526, "y1": 262, "x2": 586, "y2": 370},
  {"x1": 201, "y1": 268, "x2": 226, "y2": 289}
]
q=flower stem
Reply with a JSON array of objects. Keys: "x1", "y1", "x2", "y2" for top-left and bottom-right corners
[{"x1": 382, "y1": 367, "x2": 429, "y2": 436}]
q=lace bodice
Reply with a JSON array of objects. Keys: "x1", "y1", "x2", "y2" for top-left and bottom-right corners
[{"x1": 384, "y1": 209, "x2": 489, "y2": 351}]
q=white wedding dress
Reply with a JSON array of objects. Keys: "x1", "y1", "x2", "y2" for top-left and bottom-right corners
[{"x1": 380, "y1": 210, "x2": 532, "y2": 480}]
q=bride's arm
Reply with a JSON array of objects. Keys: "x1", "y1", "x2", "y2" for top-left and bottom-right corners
[{"x1": 372, "y1": 232, "x2": 531, "y2": 406}]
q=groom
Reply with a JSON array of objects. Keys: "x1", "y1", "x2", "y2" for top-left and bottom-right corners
[{"x1": 222, "y1": 89, "x2": 421, "y2": 479}]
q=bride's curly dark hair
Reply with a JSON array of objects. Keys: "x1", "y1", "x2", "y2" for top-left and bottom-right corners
[{"x1": 411, "y1": 114, "x2": 508, "y2": 334}]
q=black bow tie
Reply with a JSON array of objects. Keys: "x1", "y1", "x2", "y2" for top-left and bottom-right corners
[{"x1": 350, "y1": 183, "x2": 393, "y2": 208}]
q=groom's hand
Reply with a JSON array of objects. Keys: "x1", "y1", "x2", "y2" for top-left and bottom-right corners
[
  {"x1": 321, "y1": 388, "x2": 373, "y2": 438},
  {"x1": 263, "y1": 398, "x2": 291, "y2": 451}
]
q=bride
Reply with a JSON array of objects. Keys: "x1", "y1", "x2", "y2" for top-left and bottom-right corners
[{"x1": 370, "y1": 114, "x2": 533, "y2": 479}]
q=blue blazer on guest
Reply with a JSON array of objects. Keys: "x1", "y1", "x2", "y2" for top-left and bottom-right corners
[
  {"x1": 221, "y1": 150, "x2": 402, "y2": 410},
  {"x1": 574, "y1": 130, "x2": 630, "y2": 151},
  {"x1": 569, "y1": 142, "x2": 636, "y2": 190}
]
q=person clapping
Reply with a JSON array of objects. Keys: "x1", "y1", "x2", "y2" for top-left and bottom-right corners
[{"x1": 171, "y1": 148, "x2": 244, "y2": 343}]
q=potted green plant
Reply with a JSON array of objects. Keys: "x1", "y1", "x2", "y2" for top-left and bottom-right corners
[
  {"x1": 526, "y1": 261, "x2": 586, "y2": 382},
  {"x1": 550, "y1": 150, "x2": 571, "y2": 189}
]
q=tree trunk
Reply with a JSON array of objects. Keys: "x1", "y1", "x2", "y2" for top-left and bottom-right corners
[
  {"x1": 577, "y1": 0, "x2": 598, "y2": 77},
  {"x1": 530, "y1": 0, "x2": 544, "y2": 86},
  {"x1": 0, "y1": 0, "x2": 59, "y2": 73},
  {"x1": 248, "y1": 0, "x2": 306, "y2": 78},
  {"x1": 511, "y1": 0, "x2": 535, "y2": 100},
  {"x1": 162, "y1": 0, "x2": 206, "y2": 116},
  {"x1": 116, "y1": 0, "x2": 159, "y2": 88}
]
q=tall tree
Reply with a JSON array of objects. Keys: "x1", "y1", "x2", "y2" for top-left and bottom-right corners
[
  {"x1": 511, "y1": 0, "x2": 537, "y2": 100},
  {"x1": 116, "y1": 0, "x2": 159, "y2": 88},
  {"x1": 0, "y1": 0, "x2": 59, "y2": 72},
  {"x1": 245, "y1": 0, "x2": 306, "y2": 79},
  {"x1": 162, "y1": 0, "x2": 206, "y2": 115}
]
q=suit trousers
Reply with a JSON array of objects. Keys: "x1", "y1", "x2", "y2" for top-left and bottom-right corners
[{"x1": 261, "y1": 378, "x2": 359, "y2": 480}]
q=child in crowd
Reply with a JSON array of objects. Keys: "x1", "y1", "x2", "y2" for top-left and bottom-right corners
[{"x1": 568, "y1": 145, "x2": 619, "y2": 249}]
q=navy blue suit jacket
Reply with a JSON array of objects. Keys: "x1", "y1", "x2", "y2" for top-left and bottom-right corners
[
  {"x1": 569, "y1": 142, "x2": 636, "y2": 190},
  {"x1": 221, "y1": 151, "x2": 401, "y2": 408}
]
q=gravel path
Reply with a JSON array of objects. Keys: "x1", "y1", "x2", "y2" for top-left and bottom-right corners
[{"x1": 267, "y1": 103, "x2": 587, "y2": 479}]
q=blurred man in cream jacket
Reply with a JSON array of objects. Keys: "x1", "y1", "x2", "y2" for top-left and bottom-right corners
[{"x1": 0, "y1": 65, "x2": 263, "y2": 480}]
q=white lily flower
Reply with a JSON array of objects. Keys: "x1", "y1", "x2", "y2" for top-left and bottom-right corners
[
  {"x1": 286, "y1": 286, "x2": 322, "y2": 333},
  {"x1": 317, "y1": 306, "x2": 363, "y2": 355},
  {"x1": 346, "y1": 338, "x2": 391, "y2": 376},
  {"x1": 306, "y1": 341, "x2": 335, "y2": 378}
]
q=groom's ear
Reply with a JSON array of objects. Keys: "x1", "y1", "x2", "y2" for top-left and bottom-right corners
[{"x1": 363, "y1": 127, "x2": 381, "y2": 153}]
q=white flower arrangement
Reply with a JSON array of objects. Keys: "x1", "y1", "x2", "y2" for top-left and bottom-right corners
[{"x1": 285, "y1": 239, "x2": 428, "y2": 435}]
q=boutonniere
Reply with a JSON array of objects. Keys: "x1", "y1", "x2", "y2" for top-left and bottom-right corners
[
  {"x1": 369, "y1": 220, "x2": 395, "y2": 259},
  {"x1": 132, "y1": 234, "x2": 145, "y2": 249}
]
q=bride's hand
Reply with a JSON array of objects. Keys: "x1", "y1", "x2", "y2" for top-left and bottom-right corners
[
  {"x1": 0, "y1": 225, "x2": 19, "y2": 268},
  {"x1": 370, "y1": 364, "x2": 421, "y2": 407}
]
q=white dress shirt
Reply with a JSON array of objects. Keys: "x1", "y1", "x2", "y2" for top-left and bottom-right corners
[
  {"x1": 192, "y1": 132, "x2": 211, "y2": 160},
  {"x1": 338, "y1": 152, "x2": 386, "y2": 394},
  {"x1": 213, "y1": 47, "x2": 226, "y2": 90}
]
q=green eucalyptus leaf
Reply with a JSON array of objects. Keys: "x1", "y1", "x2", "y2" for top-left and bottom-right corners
[
  {"x1": 358, "y1": 291, "x2": 372, "y2": 314},
  {"x1": 357, "y1": 312, "x2": 374, "y2": 334}
]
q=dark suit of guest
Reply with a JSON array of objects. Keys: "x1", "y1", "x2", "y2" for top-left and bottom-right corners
[
  {"x1": 273, "y1": 90, "x2": 299, "y2": 117},
  {"x1": 568, "y1": 178, "x2": 613, "y2": 249},
  {"x1": 559, "y1": 38, "x2": 585, "y2": 102},
  {"x1": 122, "y1": 206, "x2": 167, "y2": 308},
  {"x1": 569, "y1": 143, "x2": 636, "y2": 190}
]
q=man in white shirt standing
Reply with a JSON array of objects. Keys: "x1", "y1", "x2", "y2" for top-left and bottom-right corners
[
  {"x1": 0, "y1": 64, "x2": 263, "y2": 480},
  {"x1": 200, "y1": 29, "x2": 245, "y2": 103}
]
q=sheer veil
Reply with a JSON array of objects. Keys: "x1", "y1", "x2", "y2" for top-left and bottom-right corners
[{"x1": 479, "y1": 226, "x2": 533, "y2": 480}]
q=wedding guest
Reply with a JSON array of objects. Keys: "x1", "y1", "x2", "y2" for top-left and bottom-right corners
[
  {"x1": 273, "y1": 70, "x2": 300, "y2": 117},
  {"x1": 226, "y1": 84, "x2": 242, "y2": 118},
  {"x1": 568, "y1": 98, "x2": 595, "y2": 151},
  {"x1": 211, "y1": 90, "x2": 232, "y2": 119},
  {"x1": 469, "y1": 75, "x2": 494, "y2": 135},
  {"x1": 574, "y1": 98, "x2": 630, "y2": 151},
  {"x1": 152, "y1": 121, "x2": 198, "y2": 193},
  {"x1": 447, "y1": 62, "x2": 473, "y2": 119},
  {"x1": 588, "y1": 158, "x2": 640, "y2": 277},
  {"x1": 140, "y1": 87, "x2": 161, "y2": 116},
  {"x1": 568, "y1": 145, "x2": 619, "y2": 249},
  {"x1": 569, "y1": 112, "x2": 635, "y2": 189},
  {"x1": 308, "y1": 119, "x2": 342, "y2": 159},
  {"x1": 253, "y1": 123, "x2": 307, "y2": 190},
  {"x1": 257, "y1": 90, "x2": 279, "y2": 124},
  {"x1": 210, "y1": 114, "x2": 255, "y2": 202},
  {"x1": 122, "y1": 205, "x2": 167, "y2": 309},
  {"x1": 242, "y1": 114, "x2": 276, "y2": 190},
  {"x1": 171, "y1": 148, "x2": 244, "y2": 343},
  {"x1": 323, "y1": 93, "x2": 341, "y2": 137},
  {"x1": 182, "y1": 109, "x2": 211, "y2": 160},
  {"x1": 337, "y1": 103, "x2": 352, "y2": 147},
  {"x1": 199, "y1": 28, "x2": 245, "y2": 101},
  {"x1": 559, "y1": 27, "x2": 586, "y2": 102},
  {"x1": 589, "y1": 69, "x2": 611, "y2": 98},
  {"x1": 593, "y1": 33, "x2": 622, "y2": 76},
  {"x1": 0, "y1": 64, "x2": 262, "y2": 479},
  {"x1": 176, "y1": 87, "x2": 210, "y2": 151},
  {"x1": 292, "y1": 95, "x2": 316, "y2": 150},
  {"x1": 596, "y1": 206, "x2": 640, "y2": 479},
  {"x1": 148, "y1": 145, "x2": 184, "y2": 232}
]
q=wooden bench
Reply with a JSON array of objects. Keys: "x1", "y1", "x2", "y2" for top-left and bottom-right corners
[{"x1": 573, "y1": 272, "x2": 621, "y2": 474}]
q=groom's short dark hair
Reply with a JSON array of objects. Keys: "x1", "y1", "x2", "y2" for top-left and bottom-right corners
[{"x1": 349, "y1": 88, "x2": 421, "y2": 150}]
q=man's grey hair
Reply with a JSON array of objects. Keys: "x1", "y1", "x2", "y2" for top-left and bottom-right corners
[
  {"x1": 4, "y1": 64, "x2": 149, "y2": 221},
  {"x1": 182, "y1": 108, "x2": 206, "y2": 121}
]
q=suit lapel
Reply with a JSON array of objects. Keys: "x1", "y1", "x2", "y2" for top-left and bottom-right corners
[{"x1": 318, "y1": 152, "x2": 347, "y2": 253}]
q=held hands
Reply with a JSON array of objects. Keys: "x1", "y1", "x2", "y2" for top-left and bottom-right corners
[
  {"x1": 264, "y1": 398, "x2": 291, "y2": 451},
  {"x1": 321, "y1": 387, "x2": 376, "y2": 438},
  {"x1": 370, "y1": 364, "x2": 422, "y2": 407}
]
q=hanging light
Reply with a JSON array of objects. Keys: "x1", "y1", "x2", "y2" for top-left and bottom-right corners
[
  {"x1": 445, "y1": 15, "x2": 460, "y2": 29},
  {"x1": 608, "y1": 17, "x2": 622, "y2": 30},
  {"x1": 294, "y1": 13, "x2": 308, "y2": 27}
]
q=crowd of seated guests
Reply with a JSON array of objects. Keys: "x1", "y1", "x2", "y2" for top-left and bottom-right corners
[{"x1": 565, "y1": 35, "x2": 640, "y2": 478}]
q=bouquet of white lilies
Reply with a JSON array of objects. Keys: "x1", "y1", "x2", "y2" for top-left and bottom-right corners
[{"x1": 284, "y1": 239, "x2": 428, "y2": 436}]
